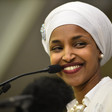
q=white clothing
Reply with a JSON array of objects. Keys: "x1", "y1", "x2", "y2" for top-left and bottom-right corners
[{"x1": 66, "y1": 76, "x2": 112, "y2": 112}]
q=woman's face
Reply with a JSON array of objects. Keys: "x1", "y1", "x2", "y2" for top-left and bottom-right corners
[{"x1": 49, "y1": 24, "x2": 101, "y2": 87}]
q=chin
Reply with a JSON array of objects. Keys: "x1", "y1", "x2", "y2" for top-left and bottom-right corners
[
  {"x1": 65, "y1": 77, "x2": 83, "y2": 87},
  {"x1": 56, "y1": 73, "x2": 82, "y2": 87}
]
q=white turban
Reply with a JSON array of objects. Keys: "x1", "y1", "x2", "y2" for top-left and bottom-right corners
[{"x1": 40, "y1": 1, "x2": 112, "y2": 66}]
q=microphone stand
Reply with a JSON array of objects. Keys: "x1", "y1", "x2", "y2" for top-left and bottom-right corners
[
  {"x1": 0, "y1": 64, "x2": 62, "y2": 95},
  {"x1": 0, "y1": 68, "x2": 48, "y2": 87},
  {"x1": 0, "y1": 68, "x2": 48, "y2": 95}
]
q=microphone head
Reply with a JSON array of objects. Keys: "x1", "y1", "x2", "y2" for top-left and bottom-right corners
[{"x1": 48, "y1": 65, "x2": 62, "y2": 73}]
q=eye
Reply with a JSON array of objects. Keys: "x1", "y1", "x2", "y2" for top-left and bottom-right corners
[
  {"x1": 50, "y1": 46, "x2": 63, "y2": 53},
  {"x1": 73, "y1": 42, "x2": 87, "y2": 48}
]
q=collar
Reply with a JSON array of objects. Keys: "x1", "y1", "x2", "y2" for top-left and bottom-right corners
[
  {"x1": 66, "y1": 76, "x2": 111, "y2": 111},
  {"x1": 84, "y1": 76, "x2": 111, "y2": 106}
]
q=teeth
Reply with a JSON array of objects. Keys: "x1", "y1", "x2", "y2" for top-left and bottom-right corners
[{"x1": 64, "y1": 65, "x2": 80, "y2": 70}]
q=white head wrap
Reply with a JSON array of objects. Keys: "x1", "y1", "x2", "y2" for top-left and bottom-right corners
[{"x1": 40, "y1": 1, "x2": 112, "y2": 66}]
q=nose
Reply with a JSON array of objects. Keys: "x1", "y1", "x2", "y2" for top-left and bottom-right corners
[{"x1": 62, "y1": 47, "x2": 76, "y2": 63}]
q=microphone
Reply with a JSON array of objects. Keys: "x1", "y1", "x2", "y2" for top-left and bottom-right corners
[
  {"x1": 0, "y1": 64, "x2": 62, "y2": 87},
  {"x1": 47, "y1": 64, "x2": 62, "y2": 73},
  {"x1": 0, "y1": 95, "x2": 33, "y2": 108}
]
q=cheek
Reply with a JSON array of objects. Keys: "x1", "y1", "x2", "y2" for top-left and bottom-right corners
[
  {"x1": 81, "y1": 50, "x2": 94, "y2": 60},
  {"x1": 77, "y1": 48, "x2": 100, "y2": 70},
  {"x1": 80, "y1": 46, "x2": 99, "y2": 60},
  {"x1": 50, "y1": 54, "x2": 61, "y2": 65},
  {"x1": 81, "y1": 48, "x2": 100, "y2": 70}
]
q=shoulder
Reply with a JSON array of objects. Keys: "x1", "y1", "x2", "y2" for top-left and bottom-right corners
[
  {"x1": 94, "y1": 76, "x2": 112, "y2": 104},
  {"x1": 103, "y1": 76, "x2": 112, "y2": 88},
  {"x1": 98, "y1": 77, "x2": 112, "y2": 96},
  {"x1": 85, "y1": 77, "x2": 112, "y2": 112}
]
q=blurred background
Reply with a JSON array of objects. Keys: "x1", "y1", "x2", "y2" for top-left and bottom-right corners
[{"x1": 0, "y1": 0, "x2": 112, "y2": 112}]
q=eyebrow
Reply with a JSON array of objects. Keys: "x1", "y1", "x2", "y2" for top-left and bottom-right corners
[
  {"x1": 72, "y1": 35, "x2": 83, "y2": 41},
  {"x1": 50, "y1": 40, "x2": 60, "y2": 44},
  {"x1": 50, "y1": 35, "x2": 83, "y2": 44}
]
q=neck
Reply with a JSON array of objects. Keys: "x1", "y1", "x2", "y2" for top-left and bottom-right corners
[{"x1": 73, "y1": 73, "x2": 102, "y2": 104}]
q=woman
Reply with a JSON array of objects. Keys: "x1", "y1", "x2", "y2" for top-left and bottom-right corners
[{"x1": 40, "y1": 1, "x2": 112, "y2": 112}]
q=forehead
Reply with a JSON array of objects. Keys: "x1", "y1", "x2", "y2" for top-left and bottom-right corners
[{"x1": 50, "y1": 24, "x2": 93, "y2": 42}]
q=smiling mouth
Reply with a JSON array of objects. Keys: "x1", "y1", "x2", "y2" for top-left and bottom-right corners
[{"x1": 62, "y1": 64, "x2": 83, "y2": 74}]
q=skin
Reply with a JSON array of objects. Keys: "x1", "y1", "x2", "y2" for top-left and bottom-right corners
[{"x1": 49, "y1": 24, "x2": 102, "y2": 103}]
